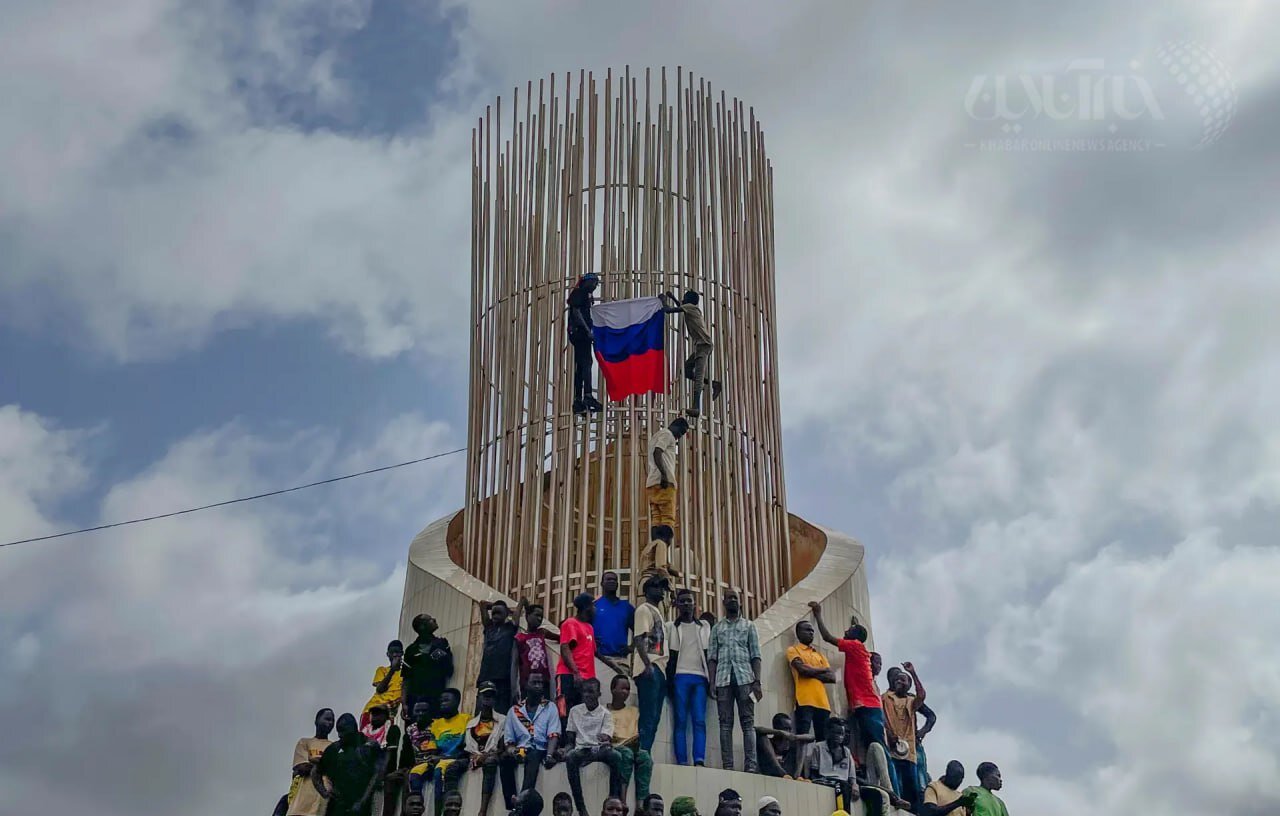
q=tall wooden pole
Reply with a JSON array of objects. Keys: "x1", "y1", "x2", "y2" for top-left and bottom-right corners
[{"x1": 466, "y1": 70, "x2": 787, "y2": 619}]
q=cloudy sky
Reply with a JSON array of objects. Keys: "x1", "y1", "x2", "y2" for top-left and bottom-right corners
[{"x1": 3, "y1": 1, "x2": 1279, "y2": 813}]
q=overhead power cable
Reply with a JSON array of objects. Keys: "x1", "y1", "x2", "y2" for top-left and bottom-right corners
[{"x1": 0, "y1": 446, "x2": 467, "y2": 550}]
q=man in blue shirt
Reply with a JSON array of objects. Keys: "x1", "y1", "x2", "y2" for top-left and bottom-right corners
[
  {"x1": 593, "y1": 571, "x2": 634, "y2": 667},
  {"x1": 495, "y1": 675, "x2": 560, "y2": 804}
]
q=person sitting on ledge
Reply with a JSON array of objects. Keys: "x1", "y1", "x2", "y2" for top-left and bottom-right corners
[
  {"x1": 563, "y1": 678, "x2": 620, "y2": 816},
  {"x1": 755, "y1": 712, "x2": 814, "y2": 779},
  {"x1": 606, "y1": 674, "x2": 653, "y2": 806},
  {"x1": 362, "y1": 640, "x2": 405, "y2": 728},
  {"x1": 800, "y1": 718, "x2": 858, "y2": 812},
  {"x1": 466, "y1": 681, "x2": 508, "y2": 816},
  {"x1": 411, "y1": 688, "x2": 471, "y2": 804},
  {"x1": 499, "y1": 676, "x2": 561, "y2": 801}
]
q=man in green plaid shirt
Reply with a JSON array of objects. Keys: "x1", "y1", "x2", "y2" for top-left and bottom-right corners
[{"x1": 706, "y1": 589, "x2": 762, "y2": 771}]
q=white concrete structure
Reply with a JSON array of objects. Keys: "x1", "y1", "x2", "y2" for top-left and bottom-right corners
[{"x1": 399, "y1": 508, "x2": 907, "y2": 815}]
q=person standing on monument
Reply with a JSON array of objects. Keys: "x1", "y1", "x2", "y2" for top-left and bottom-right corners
[
  {"x1": 659, "y1": 290, "x2": 722, "y2": 419},
  {"x1": 645, "y1": 417, "x2": 690, "y2": 579},
  {"x1": 666, "y1": 587, "x2": 711, "y2": 767},
  {"x1": 567, "y1": 273, "x2": 604, "y2": 416},
  {"x1": 707, "y1": 589, "x2": 762, "y2": 772},
  {"x1": 593, "y1": 571, "x2": 634, "y2": 674},
  {"x1": 632, "y1": 574, "x2": 669, "y2": 753}
]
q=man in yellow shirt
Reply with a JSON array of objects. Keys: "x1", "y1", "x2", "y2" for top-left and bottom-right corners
[
  {"x1": 606, "y1": 674, "x2": 653, "y2": 805},
  {"x1": 786, "y1": 620, "x2": 836, "y2": 740},
  {"x1": 923, "y1": 760, "x2": 969, "y2": 815},
  {"x1": 361, "y1": 640, "x2": 404, "y2": 727}
]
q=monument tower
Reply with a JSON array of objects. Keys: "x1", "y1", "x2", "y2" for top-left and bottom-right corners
[
  {"x1": 399, "y1": 67, "x2": 874, "y2": 810},
  {"x1": 463, "y1": 67, "x2": 787, "y2": 619}
]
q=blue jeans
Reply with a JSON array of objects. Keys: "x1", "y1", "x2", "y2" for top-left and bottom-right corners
[
  {"x1": 915, "y1": 740, "x2": 930, "y2": 791},
  {"x1": 635, "y1": 667, "x2": 666, "y2": 752},
  {"x1": 852, "y1": 707, "x2": 900, "y2": 794},
  {"x1": 892, "y1": 758, "x2": 920, "y2": 812},
  {"x1": 671, "y1": 673, "x2": 708, "y2": 764}
]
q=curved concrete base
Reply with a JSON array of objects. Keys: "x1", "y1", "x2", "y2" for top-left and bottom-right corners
[{"x1": 400, "y1": 509, "x2": 899, "y2": 815}]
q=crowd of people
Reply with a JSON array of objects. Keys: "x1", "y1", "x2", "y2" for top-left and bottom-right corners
[{"x1": 273, "y1": 573, "x2": 1010, "y2": 816}]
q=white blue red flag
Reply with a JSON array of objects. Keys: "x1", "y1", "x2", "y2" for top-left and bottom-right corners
[{"x1": 590, "y1": 297, "x2": 666, "y2": 401}]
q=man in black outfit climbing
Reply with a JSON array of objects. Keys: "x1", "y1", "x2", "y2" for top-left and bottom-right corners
[{"x1": 567, "y1": 273, "x2": 604, "y2": 416}]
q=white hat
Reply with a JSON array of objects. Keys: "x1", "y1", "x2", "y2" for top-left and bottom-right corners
[{"x1": 757, "y1": 796, "x2": 780, "y2": 809}]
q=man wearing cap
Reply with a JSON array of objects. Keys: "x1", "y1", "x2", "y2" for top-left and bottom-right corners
[
  {"x1": 644, "y1": 417, "x2": 690, "y2": 579},
  {"x1": 567, "y1": 273, "x2": 604, "y2": 416},
  {"x1": 557, "y1": 594, "x2": 599, "y2": 714},
  {"x1": 757, "y1": 796, "x2": 781, "y2": 816},
  {"x1": 713, "y1": 789, "x2": 742, "y2": 816},
  {"x1": 659, "y1": 290, "x2": 722, "y2": 419},
  {"x1": 632, "y1": 573, "x2": 669, "y2": 752},
  {"x1": 466, "y1": 681, "x2": 508, "y2": 816}
]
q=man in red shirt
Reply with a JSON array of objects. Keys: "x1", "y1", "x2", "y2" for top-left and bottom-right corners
[
  {"x1": 808, "y1": 602, "x2": 890, "y2": 758},
  {"x1": 557, "y1": 593, "x2": 599, "y2": 716}
]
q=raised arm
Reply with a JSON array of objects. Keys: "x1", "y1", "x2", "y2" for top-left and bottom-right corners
[
  {"x1": 903, "y1": 661, "x2": 925, "y2": 706},
  {"x1": 659, "y1": 292, "x2": 683, "y2": 313},
  {"x1": 807, "y1": 601, "x2": 841, "y2": 646}
]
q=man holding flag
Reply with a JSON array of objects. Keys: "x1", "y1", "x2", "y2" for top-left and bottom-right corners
[{"x1": 660, "y1": 290, "x2": 723, "y2": 418}]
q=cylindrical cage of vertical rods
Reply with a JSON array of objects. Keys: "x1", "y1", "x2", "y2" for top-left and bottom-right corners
[{"x1": 463, "y1": 67, "x2": 788, "y2": 620}]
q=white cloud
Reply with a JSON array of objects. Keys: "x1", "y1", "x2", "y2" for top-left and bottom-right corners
[
  {"x1": 0, "y1": 404, "x2": 459, "y2": 815},
  {"x1": 5, "y1": 0, "x2": 1280, "y2": 814}
]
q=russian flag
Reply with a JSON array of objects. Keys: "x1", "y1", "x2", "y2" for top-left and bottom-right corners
[{"x1": 591, "y1": 297, "x2": 667, "y2": 401}]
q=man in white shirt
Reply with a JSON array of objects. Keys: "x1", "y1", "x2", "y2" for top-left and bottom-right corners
[
  {"x1": 644, "y1": 417, "x2": 690, "y2": 578},
  {"x1": 633, "y1": 574, "x2": 669, "y2": 756},
  {"x1": 665, "y1": 587, "x2": 711, "y2": 766},
  {"x1": 563, "y1": 678, "x2": 621, "y2": 816}
]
